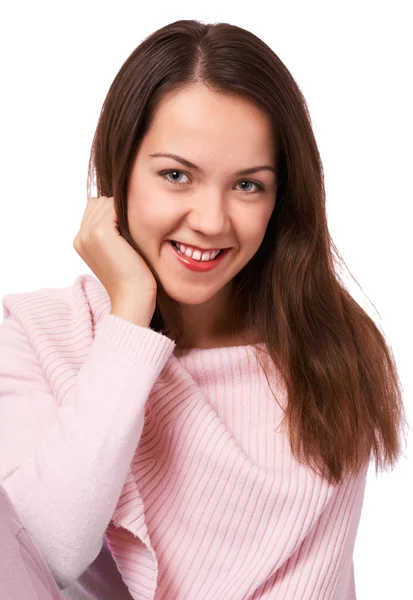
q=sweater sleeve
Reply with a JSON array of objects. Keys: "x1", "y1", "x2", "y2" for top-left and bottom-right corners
[{"x1": 0, "y1": 312, "x2": 175, "y2": 590}]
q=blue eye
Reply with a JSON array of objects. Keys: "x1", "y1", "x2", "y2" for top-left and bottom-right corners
[
  {"x1": 162, "y1": 170, "x2": 189, "y2": 185},
  {"x1": 237, "y1": 180, "x2": 264, "y2": 193},
  {"x1": 159, "y1": 169, "x2": 265, "y2": 194}
]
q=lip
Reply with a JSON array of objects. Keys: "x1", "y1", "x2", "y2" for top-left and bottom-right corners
[{"x1": 167, "y1": 240, "x2": 231, "y2": 272}]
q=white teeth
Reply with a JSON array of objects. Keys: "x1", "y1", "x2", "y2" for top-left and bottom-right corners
[{"x1": 173, "y1": 241, "x2": 221, "y2": 262}]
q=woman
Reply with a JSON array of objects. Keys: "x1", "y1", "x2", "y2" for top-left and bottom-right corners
[{"x1": 0, "y1": 19, "x2": 408, "y2": 600}]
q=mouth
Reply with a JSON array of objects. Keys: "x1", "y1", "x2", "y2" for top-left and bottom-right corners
[
  {"x1": 167, "y1": 240, "x2": 231, "y2": 272},
  {"x1": 169, "y1": 240, "x2": 227, "y2": 260}
]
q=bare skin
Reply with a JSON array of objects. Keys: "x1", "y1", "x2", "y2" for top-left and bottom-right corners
[
  {"x1": 74, "y1": 83, "x2": 278, "y2": 346},
  {"x1": 126, "y1": 82, "x2": 278, "y2": 349}
]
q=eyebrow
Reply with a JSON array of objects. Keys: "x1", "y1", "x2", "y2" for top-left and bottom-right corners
[{"x1": 148, "y1": 152, "x2": 276, "y2": 176}]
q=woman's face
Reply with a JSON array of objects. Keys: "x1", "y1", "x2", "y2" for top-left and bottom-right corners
[{"x1": 127, "y1": 82, "x2": 277, "y2": 309}]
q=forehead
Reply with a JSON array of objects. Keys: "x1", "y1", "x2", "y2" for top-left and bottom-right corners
[{"x1": 143, "y1": 83, "x2": 276, "y2": 159}]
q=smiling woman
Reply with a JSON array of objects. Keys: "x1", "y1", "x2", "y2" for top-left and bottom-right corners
[
  {"x1": 0, "y1": 16, "x2": 408, "y2": 600},
  {"x1": 123, "y1": 81, "x2": 278, "y2": 345}
]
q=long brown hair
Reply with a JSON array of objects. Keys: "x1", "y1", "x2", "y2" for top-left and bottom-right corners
[{"x1": 87, "y1": 19, "x2": 409, "y2": 486}]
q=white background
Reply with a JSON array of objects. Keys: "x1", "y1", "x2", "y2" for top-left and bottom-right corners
[{"x1": 0, "y1": 1, "x2": 412, "y2": 597}]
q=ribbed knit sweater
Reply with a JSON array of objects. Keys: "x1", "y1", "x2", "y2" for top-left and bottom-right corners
[{"x1": 0, "y1": 273, "x2": 368, "y2": 600}]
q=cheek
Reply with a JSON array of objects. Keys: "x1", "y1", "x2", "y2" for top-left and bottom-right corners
[
  {"x1": 237, "y1": 210, "x2": 272, "y2": 246},
  {"x1": 127, "y1": 189, "x2": 174, "y2": 245},
  {"x1": 255, "y1": 203, "x2": 275, "y2": 241},
  {"x1": 127, "y1": 187, "x2": 155, "y2": 240}
]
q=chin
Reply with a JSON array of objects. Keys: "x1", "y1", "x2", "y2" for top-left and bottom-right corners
[{"x1": 161, "y1": 281, "x2": 226, "y2": 306}]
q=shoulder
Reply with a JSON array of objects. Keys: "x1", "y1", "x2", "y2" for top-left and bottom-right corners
[
  {"x1": 1, "y1": 273, "x2": 112, "y2": 405},
  {"x1": 2, "y1": 273, "x2": 111, "y2": 334}
]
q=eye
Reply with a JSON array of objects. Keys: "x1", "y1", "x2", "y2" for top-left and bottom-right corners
[
  {"x1": 161, "y1": 170, "x2": 190, "y2": 185},
  {"x1": 159, "y1": 170, "x2": 265, "y2": 194},
  {"x1": 236, "y1": 180, "x2": 265, "y2": 193}
]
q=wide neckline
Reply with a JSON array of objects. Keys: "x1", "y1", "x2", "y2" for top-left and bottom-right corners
[{"x1": 173, "y1": 341, "x2": 267, "y2": 356}]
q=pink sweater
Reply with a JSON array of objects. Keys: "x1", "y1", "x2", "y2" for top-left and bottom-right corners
[{"x1": 0, "y1": 273, "x2": 368, "y2": 600}]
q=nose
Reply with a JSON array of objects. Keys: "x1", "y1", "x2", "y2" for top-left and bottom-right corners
[{"x1": 185, "y1": 191, "x2": 232, "y2": 238}]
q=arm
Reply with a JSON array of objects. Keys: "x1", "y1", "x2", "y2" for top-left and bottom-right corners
[{"x1": 0, "y1": 312, "x2": 175, "y2": 589}]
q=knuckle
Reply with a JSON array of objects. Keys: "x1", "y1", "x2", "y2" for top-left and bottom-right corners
[{"x1": 90, "y1": 226, "x2": 105, "y2": 241}]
